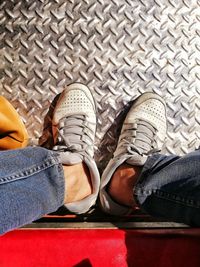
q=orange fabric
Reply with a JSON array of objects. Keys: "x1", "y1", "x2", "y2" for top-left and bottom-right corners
[{"x1": 0, "y1": 96, "x2": 28, "y2": 150}]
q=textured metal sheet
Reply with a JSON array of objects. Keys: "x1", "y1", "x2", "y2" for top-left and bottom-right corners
[{"x1": 0, "y1": 0, "x2": 200, "y2": 170}]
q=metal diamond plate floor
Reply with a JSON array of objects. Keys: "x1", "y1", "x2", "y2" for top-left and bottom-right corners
[{"x1": 0, "y1": 0, "x2": 200, "y2": 170}]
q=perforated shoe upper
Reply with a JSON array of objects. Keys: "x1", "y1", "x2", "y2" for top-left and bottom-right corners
[
  {"x1": 115, "y1": 93, "x2": 167, "y2": 165},
  {"x1": 53, "y1": 84, "x2": 96, "y2": 163}
]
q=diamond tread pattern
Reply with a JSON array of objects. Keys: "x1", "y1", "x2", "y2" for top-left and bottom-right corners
[{"x1": 0, "y1": 0, "x2": 200, "y2": 170}]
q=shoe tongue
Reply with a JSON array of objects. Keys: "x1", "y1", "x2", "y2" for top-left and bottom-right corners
[
  {"x1": 59, "y1": 151, "x2": 83, "y2": 165},
  {"x1": 125, "y1": 121, "x2": 155, "y2": 166},
  {"x1": 134, "y1": 122, "x2": 154, "y2": 152},
  {"x1": 59, "y1": 117, "x2": 83, "y2": 150}
]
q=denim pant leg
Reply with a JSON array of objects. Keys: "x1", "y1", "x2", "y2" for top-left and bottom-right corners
[
  {"x1": 134, "y1": 150, "x2": 200, "y2": 226},
  {"x1": 0, "y1": 147, "x2": 65, "y2": 235}
]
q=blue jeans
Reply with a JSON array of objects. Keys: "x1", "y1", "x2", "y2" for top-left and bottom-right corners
[
  {"x1": 0, "y1": 147, "x2": 65, "y2": 235},
  {"x1": 1, "y1": 147, "x2": 200, "y2": 235},
  {"x1": 135, "y1": 150, "x2": 200, "y2": 226}
]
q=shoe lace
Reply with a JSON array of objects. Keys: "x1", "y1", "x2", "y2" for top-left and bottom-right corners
[
  {"x1": 53, "y1": 114, "x2": 95, "y2": 158},
  {"x1": 118, "y1": 119, "x2": 160, "y2": 157}
]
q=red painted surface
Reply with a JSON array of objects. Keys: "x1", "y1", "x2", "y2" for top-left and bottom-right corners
[{"x1": 1, "y1": 229, "x2": 200, "y2": 267}]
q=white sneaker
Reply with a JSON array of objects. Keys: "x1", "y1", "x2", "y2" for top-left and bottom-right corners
[
  {"x1": 100, "y1": 92, "x2": 167, "y2": 215},
  {"x1": 52, "y1": 83, "x2": 100, "y2": 214}
]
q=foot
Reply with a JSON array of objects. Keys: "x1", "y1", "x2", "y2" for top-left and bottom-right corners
[
  {"x1": 52, "y1": 83, "x2": 100, "y2": 214},
  {"x1": 63, "y1": 163, "x2": 92, "y2": 204},
  {"x1": 100, "y1": 92, "x2": 167, "y2": 215},
  {"x1": 108, "y1": 163, "x2": 141, "y2": 207}
]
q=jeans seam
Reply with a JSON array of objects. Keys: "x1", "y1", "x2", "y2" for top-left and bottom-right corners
[
  {"x1": 0, "y1": 156, "x2": 60, "y2": 185},
  {"x1": 135, "y1": 188, "x2": 200, "y2": 208},
  {"x1": 56, "y1": 163, "x2": 65, "y2": 206}
]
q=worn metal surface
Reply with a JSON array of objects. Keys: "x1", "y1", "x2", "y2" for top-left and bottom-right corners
[
  {"x1": 22, "y1": 222, "x2": 188, "y2": 229},
  {"x1": 0, "y1": 0, "x2": 200, "y2": 170}
]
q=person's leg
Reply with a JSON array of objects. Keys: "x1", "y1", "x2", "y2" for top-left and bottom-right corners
[
  {"x1": 100, "y1": 91, "x2": 200, "y2": 226},
  {"x1": 0, "y1": 83, "x2": 100, "y2": 234},
  {"x1": 0, "y1": 147, "x2": 63, "y2": 235},
  {"x1": 0, "y1": 146, "x2": 92, "y2": 235},
  {"x1": 108, "y1": 150, "x2": 200, "y2": 226},
  {"x1": 134, "y1": 151, "x2": 200, "y2": 226}
]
